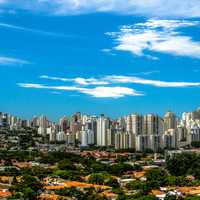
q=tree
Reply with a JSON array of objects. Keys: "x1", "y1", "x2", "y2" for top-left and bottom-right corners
[
  {"x1": 88, "y1": 172, "x2": 119, "y2": 188},
  {"x1": 106, "y1": 177, "x2": 120, "y2": 188},
  {"x1": 58, "y1": 159, "x2": 76, "y2": 170},
  {"x1": 138, "y1": 195, "x2": 157, "y2": 200},
  {"x1": 88, "y1": 173, "x2": 107, "y2": 185},
  {"x1": 8, "y1": 192, "x2": 22, "y2": 199},
  {"x1": 163, "y1": 176, "x2": 190, "y2": 187},
  {"x1": 126, "y1": 180, "x2": 143, "y2": 190},
  {"x1": 90, "y1": 163, "x2": 108, "y2": 173},
  {"x1": 23, "y1": 187, "x2": 37, "y2": 200},
  {"x1": 53, "y1": 169, "x2": 82, "y2": 181},
  {"x1": 185, "y1": 195, "x2": 200, "y2": 200},
  {"x1": 13, "y1": 174, "x2": 42, "y2": 199},
  {"x1": 166, "y1": 153, "x2": 200, "y2": 178},
  {"x1": 146, "y1": 168, "x2": 168, "y2": 183},
  {"x1": 109, "y1": 163, "x2": 134, "y2": 176},
  {"x1": 191, "y1": 141, "x2": 200, "y2": 148}
]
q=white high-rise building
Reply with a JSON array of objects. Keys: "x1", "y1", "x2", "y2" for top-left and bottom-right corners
[
  {"x1": 66, "y1": 133, "x2": 75, "y2": 145},
  {"x1": 106, "y1": 129, "x2": 115, "y2": 147},
  {"x1": 190, "y1": 124, "x2": 200, "y2": 143},
  {"x1": 49, "y1": 131, "x2": 57, "y2": 142},
  {"x1": 59, "y1": 116, "x2": 70, "y2": 133},
  {"x1": 135, "y1": 135, "x2": 149, "y2": 151},
  {"x1": 127, "y1": 114, "x2": 143, "y2": 135},
  {"x1": 162, "y1": 129, "x2": 178, "y2": 149},
  {"x1": 38, "y1": 115, "x2": 48, "y2": 136},
  {"x1": 135, "y1": 114, "x2": 164, "y2": 151},
  {"x1": 81, "y1": 129, "x2": 94, "y2": 147},
  {"x1": 81, "y1": 130, "x2": 88, "y2": 147},
  {"x1": 164, "y1": 112, "x2": 177, "y2": 131},
  {"x1": 97, "y1": 115, "x2": 109, "y2": 146},
  {"x1": 177, "y1": 126, "x2": 188, "y2": 147},
  {"x1": 56, "y1": 131, "x2": 66, "y2": 142},
  {"x1": 115, "y1": 132, "x2": 135, "y2": 150},
  {"x1": 143, "y1": 114, "x2": 164, "y2": 135}
]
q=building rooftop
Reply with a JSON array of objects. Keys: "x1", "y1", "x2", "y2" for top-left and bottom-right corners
[{"x1": 43, "y1": 181, "x2": 111, "y2": 190}]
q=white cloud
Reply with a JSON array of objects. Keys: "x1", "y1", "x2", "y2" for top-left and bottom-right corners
[
  {"x1": 80, "y1": 86, "x2": 143, "y2": 98},
  {"x1": 18, "y1": 73, "x2": 200, "y2": 99},
  {"x1": 135, "y1": 70, "x2": 160, "y2": 75},
  {"x1": 40, "y1": 75, "x2": 71, "y2": 82},
  {"x1": 40, "y1": 75, "x2": 109, "y2": 85},
  {"x1": 18, "y1": 83, "x2": 80, "y2": 91},
  {"x1": 0, "y1": 56, "x2": 30, "y2": 65},
  {"x1": 0, "y1": 23, "x2": 71, "y2": 38},
  {"x1": 104, "y1": 75, "x2": 200, "y2": 87},
  {"x1": 108, "y1": 19, "x2": 200, "y2": 59},
  {"x1": 18, "y1": 83, "x2": 142, "y2": 98},
  {"x1": 40, "y1": 74, "x2": 200, "y2": 88},
  {"x1": 1, "y1": 0, "x2": 200, "y2": 18}
]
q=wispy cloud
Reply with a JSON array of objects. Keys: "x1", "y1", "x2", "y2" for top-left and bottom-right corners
[
  {"x1": 0, "y1": 23, "x2": 73, "y2": 38},
  {"x1": 40, "y1": 75, "x2": 109, "y2": 86},
  {"x1": 104, "y1": 75, "x2": 200, "y2": 88},
  {"x1": 133, "y1": 71, "x2": 160, "y2": 76},
  {"x1": 40, "y1": 74, "x2": 200, "y2": 88},
  {"x1": 107, "y1": 19, "x2": 200, "y2": 59},
  {"x1": 18, "y1": 73, "x2": 200, "y2": 99},
  {"x1": 81, "y1": 86, "x2": 143, "y2": 98},
  {"x1": 1, "y1": 0, "x2": 200, "y2": 18},
  {"x1": 0, "y1": 56, "x2": 30, "y2": 65},
  {"x1": 18, "y1": 83, "x2": 143, "y2": 98}
]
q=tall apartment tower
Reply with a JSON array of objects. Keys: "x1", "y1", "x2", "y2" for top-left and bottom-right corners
[
  {"x1": 96, "y1": 115, "x2": 109, "y2": 146},
  {"x1": 59, "y1": 116, "x2": 70, "y2": 133},
  {"x1": 115, "y1": 131, "x2": 135, "y2": 150},
  {"x1": 164, "y1": 112, "x2": 177, "y2": 131},
  {"x1": 135, "y1": 114, "x2": 164, "y2": 151},
  {"x1": 82, "y1": 115, "x2": 97, "y2": 144},
  {"x1": 143, "y1": 114, "x2": 163, "y2": 135},
  {"x1": 38, "y1": 115, "x2": 48, "y2": 136},
  {"x1": 131, "y1": 114, "x2": 143, "y2": 135},
  {"x1": 162, "y1": 129, "x2": 178, "y2": 149},
  {"x1": 126, "y1": 114, "x2": 143, "y2": 135}
]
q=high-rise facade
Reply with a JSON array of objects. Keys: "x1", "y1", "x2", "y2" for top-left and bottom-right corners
[
  {"x1": 164, "y1": 112, "x2": 177, "y2": 131},
  {"x1": 97, "y1": 115, "x2": 109, "y2": 146}
]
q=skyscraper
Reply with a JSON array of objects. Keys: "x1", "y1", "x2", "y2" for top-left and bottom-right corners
[
  {"x1": 164, "y1": 112, "x2": 177, "y2": 131},
  {"x1": 126, "y1": 114, "x2": 143, "y2": 135},
  {"x1": 59, "y1": 116, "x2": 70, "y2": 133},
  {"x1": 97, "y1": 115, "x2": 109, "y2": 146},
  {"x1": 135, "y1": 114, "x2": 164, "y2": 151}
]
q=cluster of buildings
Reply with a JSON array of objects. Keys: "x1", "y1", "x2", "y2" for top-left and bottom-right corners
[{"x1": 1, "y1": 108, "x2": 200, "y2": 152}]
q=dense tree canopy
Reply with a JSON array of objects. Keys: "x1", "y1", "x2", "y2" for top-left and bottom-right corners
[{"x1": 166, "y1": 153, "x2": 200, "y2": 178}]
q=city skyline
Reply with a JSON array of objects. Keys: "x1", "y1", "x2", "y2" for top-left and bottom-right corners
[
  {"x1": 1, "y1": 1, "x2": 200, "y2": 120},
  {"x1": 2, "y1": 107, "x2": 200, "y2": 151},
  {"x1": 1, "y1": 106, "x2": 200, "y2": 122}
]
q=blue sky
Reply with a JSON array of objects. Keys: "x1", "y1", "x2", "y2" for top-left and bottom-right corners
[{"x1": 1, "y1": 0, "x2": 200, "y2": 120}]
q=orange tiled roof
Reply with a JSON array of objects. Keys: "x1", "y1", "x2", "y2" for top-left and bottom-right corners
[
  {"x1": 0, "y1": 191, "x2": 12, "y2": 198},
  {"x1": 166, "y1": 186, "x2": 200, "y2": 194},
  {"x1": 39, "y1": 193, "x2": 60, "y2": 200},
  {"x1": 44, "y1": 181, "x2": 111, "y2": 190},
  {"x1": 102, "y1": 192, "x2": 118, "y2": 197},
  {"x1": 151, "y1": 190, "x2": 165, "y2": 196},
  {"x1": 13, "y1": 162, "x2": 32, "y2": 168},
  {"x1": 0, "y1": 176, "x2": 13, "y2": 181},
  {"x1": 176, "y1": 186, "x2": 200, "y2": 194},
  {"x1": 134, "y1": 171, "x2": 145, "y2": 178}
]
